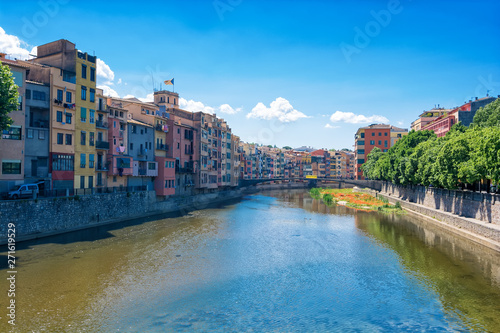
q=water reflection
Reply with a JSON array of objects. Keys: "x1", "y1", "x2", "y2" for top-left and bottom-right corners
[{"x1": 1, "y1": 189, "x2": 499, "y2": 332}]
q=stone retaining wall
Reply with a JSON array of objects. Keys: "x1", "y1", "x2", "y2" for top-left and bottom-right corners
[{"x1": 0, "y1": 188, "x2": 248, "y2": 244}]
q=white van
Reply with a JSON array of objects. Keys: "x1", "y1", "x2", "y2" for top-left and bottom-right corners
[{"x1": 8, "y1": 184, "x2": 39, "y2": 199}]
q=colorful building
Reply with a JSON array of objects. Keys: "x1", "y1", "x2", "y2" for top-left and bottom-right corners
[
  {"x1": 0, "y1": 54, "x2": 27, "y2": 192},
  {"x1": 354, "y1": 124, "x2": 408, "y2": 180}
]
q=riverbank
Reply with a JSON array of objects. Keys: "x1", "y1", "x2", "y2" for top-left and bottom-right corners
[
  {"x1": 0, "y1": 182, "x2": 317, "y2": 245},
  {"x1": 354, "y1": 187, "x2": 500, "y2": 252}
]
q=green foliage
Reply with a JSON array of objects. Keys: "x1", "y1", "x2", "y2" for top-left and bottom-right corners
[
  {"x1": 282, "y1": 146, "x2": 292, "y2": 150},
  {"x1": 322, "y1": 193, "x2": 333, "y2": 205},
  {"x1": 309, "y1": 188, "x2": 321, "y2": 198},
  {"x1": 0, "y1": 61, "x2": 20, "y2": 131},
  {"x1": 395, "y1": 201, "x2": 401, "y2": 209},
  {"x1": 472, "y1": 99, "x2": 500, "y2": 128},
  {"x1": 365, "y1": 117, "x2": 500, "y2": 189}
]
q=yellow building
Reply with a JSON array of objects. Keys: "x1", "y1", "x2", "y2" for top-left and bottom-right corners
[{"x1": 74, "y1": 49, "x2": 97, "y2": 189}]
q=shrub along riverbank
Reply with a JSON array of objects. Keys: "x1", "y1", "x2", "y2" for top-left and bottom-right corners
[{"x1": 309, "y1": 188, "x2": 403, "y2": 213}]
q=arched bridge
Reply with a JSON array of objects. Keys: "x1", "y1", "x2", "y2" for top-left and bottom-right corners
[{"x1": 239, "y1": 177, "x2": 360, "y2": 188}]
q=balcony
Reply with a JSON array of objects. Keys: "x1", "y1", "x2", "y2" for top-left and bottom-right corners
[
  {"x1": 137, "y1": 148, "x2": 146, "y2": 156},
  {"x1": 133, "y1": 163, "x2": 158, "y2": 177},
  {"x1": 96, "y1": 163, "x2": 108, "y2": 171},
  {"x1": 96, "y1": 141, "x2": 110, "y2": 150},
  {"x1": 96, "y1": 120, "x2": 108, "y2": 129},
  {"x1": 156, "y1": 144, "x2": 169, "y2": 152}
]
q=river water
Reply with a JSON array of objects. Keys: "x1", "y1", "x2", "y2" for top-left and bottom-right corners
[{"x1": 1, "y1": 189, "x2": 500, "y2": 332}]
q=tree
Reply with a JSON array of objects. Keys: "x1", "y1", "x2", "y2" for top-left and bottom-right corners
[
  {"x1": 282, "y1": 146, "x2": 292, "y2": 150},
  {"x1": 434, "y1": 133, "x2": 471, "y2": 189},
  {"x1": 472, "y1": 99, "x2": 500, "y2": 128},
  {"x1": 361, "y1": 147, "x2": 383, "y2": 179},
  {"x1": 0, "y1": 61, "x2": 20, "y2": 131}
]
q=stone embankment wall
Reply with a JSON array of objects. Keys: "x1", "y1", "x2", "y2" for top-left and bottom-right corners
[
  {"x1": 0, "y1": 188, "x2": 250, "y2": 244},
  {"x1": 353, "y1": 180, "x2": 500, "y2": 225}
]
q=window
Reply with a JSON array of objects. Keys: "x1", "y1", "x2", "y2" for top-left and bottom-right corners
[
  {"x1": 57, "y1": 111, "x2": 63, "y2": 122},
  {"x1": 26, "y1": 89, "x2": 31, "y2": 99},
  {"x1": 39, "y1": 130, "x2": 45, "y2": 140},
  {"x1": 81, "y1": 131, "x2": 86, "y2": 145},
  {"x1": 130, "y1": 143, "x2": 133, "y2": 150},
  {"x1": 89, "y1": 132, "x2": 94, "y2": 146},
  {"x1": 132, "y1": 125, "x2": 137, "y2": 133},
  {"x1": 57, "y1": 89, "x2": 63, "y2": 101},
  {"x1": 33, "y1": 91, "x2": 46, "y2": 101},
  {"x1": 117, "y1": 158, "x2": 130, "y2": 168},
  {"x1": 66, "y1": 91, "x2": 72, "y2": 103},
  {"x1": 357, "y1": 159, "x2": 365, "y2": 164},
  {"x1": 90, "y1": 88, "x2": 95, "y2": 103},
  {"x1": 89, "y1": 109, "x2": 95, "y2": 124},
  {"x1": 177, "y1": 142, "x2": 180, "y2": 149},
  {"x1": 89, "y1": 154, "x2": 94, "y2": 168},
  {"x1": 371, "y1": 133, "x2": 375, "y2": 136},
  {"x1": 80, "y1": 154, "x2": 86, "y2": 168},
  {"x1": 357, "y1": 140, "x2": 364, "y2": 145},
  {"x1": 2, "y1": 161, "x2": 21, "y2": 174},
  {"x1": 148, "y1": 162, "x2": 156, "y2": 170},
  {"x1": 81, "y1": 86, "x2": 87, "y2": 100},
  {"x1": 66, "y1": 113, "x2": 72, "y2": 124},
  {"x1": 80, "y1": 176, "x2": 85, "y2": 189},
  {"x1": 81, "y1": 64, "x2": 87, "y2": 79},
  {"x1": 90, "y1": 67, "x2": 95, "y2": 82},
  {"x1": 378, "y1": 132, "x2": 382, "y2": 136},
  {"x1": 358, "y1": 149, "x2": 365, "y2": 154},
  {"x1": 2, "y1": 126, "x2": 21, "y2": 140},
  {"x1": 378, "y1": 140, "x2": 381, "y2": 145},
  {"x1": 177, "y1": 128, "x2": 180, "y2": 134},
  {"x1": 57, "y1": 133, "x2": 64, "y2": 144},
  {"x1": 370, "y1": 140, "x2": 375, "y2": 145},
  {"x1": 360, "y1": 133, "x2": 365, "y2": 138},
  {"x1": 383, "y1": 149, "x2": 388, "y2": 152},
  {"x1": 63, "y1": 70, "x2": 76, "y2": 83},
  {"x1": 113, "y1": 176, "x2": 117, "y2": 182},
  {"x1": 384, "y1": 132, "x2": 388, "y2": 136},
  {"x1": 384, "y1": 140, "x2": 388, "y2": 147},
  {"x1": 52, "y1": 154, "x2": 74, "y2": 171},
  {"x1": 65, "y1": 134, "x2": 72, "y2": 145},
  {"x1": 27, "y1": 129, "x2": 34, "y2": 139},
  {"x1": 81, "y1": 107, "x2": 87, "y2": 122}
]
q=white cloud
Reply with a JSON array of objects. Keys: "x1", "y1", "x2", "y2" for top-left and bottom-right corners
[
  {"x1": 397, "y1": 121, "x2": 404, "y2": 126},
  {"x1": 179, "y1": 98, "x2": 241, "y2": 115},
  {"x1": 329, "y1": 111, "x2": 389, "y2": 124},
  {"x1": 219, "y1": 104, "x2": 242, "y2": 115},
  {"x1": 0, "y1": 27, "x2": 33, "y2": 60},
  {"x1": 246, "y1": 97, "x2": 309, "y2": 122},
  {"x1": 117, "y1": 78, "x2": 122, "y2": 84},
  {"x1": 98, "y1": 85, "x2": 119, "y2": 98},
  {"x1": 138, "y1": 93, "x2": 154, "y2": 103},
  {"x1": 325, "y1": 124, "x2": 340, "y2": 129},
  {"x1": 96, "y1": 58, "x2": 115, "y2": 85}
]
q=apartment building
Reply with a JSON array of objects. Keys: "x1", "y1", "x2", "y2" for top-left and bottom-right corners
[
  {"x1": 0, "y1": 54, "x2": 27, "y2": 192},
  {"x1": 355, "y1": 124, "x2": 408, "y2": 180}
]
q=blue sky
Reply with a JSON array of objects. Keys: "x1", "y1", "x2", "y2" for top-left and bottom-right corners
[{"x1": 1, "y1": 0, "x2": 499, "y2": 149}]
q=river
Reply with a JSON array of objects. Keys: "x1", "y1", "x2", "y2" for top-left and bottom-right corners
[{"x1": 1, "y1": 189, "x2": 500, "y2": 332}]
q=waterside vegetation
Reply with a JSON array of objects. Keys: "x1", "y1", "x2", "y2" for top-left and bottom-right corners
[{"x1": 310, "y1": 188, "x2": 403, "y2": 213}]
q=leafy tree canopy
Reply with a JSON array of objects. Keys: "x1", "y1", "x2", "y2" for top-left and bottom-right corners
[
  {"x1": 472, "y1": 98, "x2": 500, "y2": 128},
  {"x1": 0, "y1": 61, "x2": 20, "y2": 131}
]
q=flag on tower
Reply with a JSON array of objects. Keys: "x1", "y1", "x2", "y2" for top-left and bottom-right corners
[{"x1": 164, "y1": 78, "x2": 174, "y2": 85}]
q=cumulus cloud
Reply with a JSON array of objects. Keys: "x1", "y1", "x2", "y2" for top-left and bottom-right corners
[
  {"x1": 138, "y1": 93, "x2": 154, "y2": 103},
  {"x1": 325, "y1": 124, "x2": 340, "y2": 129},
  {"x1": 329, "y1": 111, "x2": 389, "y2": 124},
  {"x1": 179, "y1": 98, "x2": 241, "y2": 115},
  {"x1": 0, "y1": 27, "x2": 33, "y2": 60},
  {"x1": 246, "y1": 97, "x2": 309, "y2": 122},
  {"x1": 98, "y1": 85, "x2": 119, "y2": 98},
  {"x1": 96, "y1": 58, "x2": 115, "y2": 85}
]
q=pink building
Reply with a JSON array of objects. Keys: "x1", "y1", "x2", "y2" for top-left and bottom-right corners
[{"x1": 154, "y1": 156, "x2": 176, "y2": 196}]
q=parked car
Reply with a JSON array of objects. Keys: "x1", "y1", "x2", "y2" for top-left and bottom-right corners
[{"x1": 8, "y1": 184, "x2": 39, "y2": 199}]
